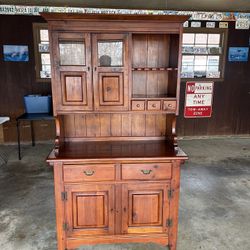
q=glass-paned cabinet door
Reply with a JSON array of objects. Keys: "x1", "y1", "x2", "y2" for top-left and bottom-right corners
[
  {"x1": 59, "y1": 41, "x2": 85, "y2": 65},
  {"x1": 92, "y1": 33, "x2": 129, "y2": 111},
  {"x1": 54, "y1": 32, "x2": 93, "y2": 112},
  {"x1": 94, "y1": 34, "x2": 126, "y2": 68},
  {"x1": 57, "y1": 33, "x2": 89, "y2": 66},
  {"x1": 98, "y1": 41, "x2": 123, "y2": 67}
]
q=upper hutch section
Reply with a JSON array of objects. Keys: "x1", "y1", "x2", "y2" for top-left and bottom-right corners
[{"x1": 42, "y1": 13, "x2": 188, "y2": 116}]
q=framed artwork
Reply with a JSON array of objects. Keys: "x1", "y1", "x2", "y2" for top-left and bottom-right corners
[
  {"x1": 228, "y1": 47, "x2": 249, "y2": 62},
  {"x1": 3, "y1": 45, "x2": 29, "y2": 62}
]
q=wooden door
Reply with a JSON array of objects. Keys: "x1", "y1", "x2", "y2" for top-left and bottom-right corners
[
  {"x1": 92, "y1": 33, "x2": 129, "y2": 111},
  {"x1": 52, "y1": 32, "x2": 93, "y2": 112},
  {"x1": 122, "y1": 182, "x2": 170, "y2": 234},
  {"x1": 64, "y1": 184, "x2": 115, "y2": 236}
]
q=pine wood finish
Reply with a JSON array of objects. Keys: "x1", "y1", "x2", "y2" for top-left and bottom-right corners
[{"x1": 43, "y1": 13, "x2": 189, "y2": 250}]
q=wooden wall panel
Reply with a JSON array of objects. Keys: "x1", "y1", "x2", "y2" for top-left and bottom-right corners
[
  {"x1": 75, "y1": 114, "x2": 87, "y2": 137},
  {"x1": 131, "y1": 114, "x2": 145, "y2": 136},
  {"x1": 86, "y1": 114, "x2": 101, "y2": 137},
  {"x1": 0, "y1": 15, "x2": 51, "y2": 116},
  {"x1": 110, "y1": 114, "x2": 121, "y2": 136},
  {"x1": 0, "y1": 15, "x2": 54, "y2": 142},
  {"x1": 145, "y1": 115, "x2": 156, "y2": 136},
  {"x1": 121, "y1": 114, "x2": 132, "y2": 136},
  {"x1": 100, "y1": 114, "x2": 111, "y2": 136},
  {"x1": 62, "y1": 114, "x2": 168, "y2": 139},
  {"x1": 63, "y1": 115, "x2": 75, "y2": 137}
]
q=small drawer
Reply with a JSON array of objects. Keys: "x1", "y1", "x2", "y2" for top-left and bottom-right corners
[
  {"x1": 131, "y1": 100, "x2": 145, "y2": 111},
  {"x1": 147, "y1": 100, "x2": 161, "y2": 111},
  {"x1": 121, "y1": 163, "x2": 172, "y2": 180},
  {"x1": 63, "y1": 164, "x2": 115, "y2": 182},
  {"x1": 163, "y1": 100, "x2": 176, "y2": 113}
]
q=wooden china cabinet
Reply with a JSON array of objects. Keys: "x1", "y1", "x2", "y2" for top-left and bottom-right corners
[{"x1": 42, "y1": 13, "x2": 188, "y2": 250}]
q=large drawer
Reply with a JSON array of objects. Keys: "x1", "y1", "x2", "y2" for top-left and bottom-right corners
[
  {"x1": 63, "y1": 164, "x2": 115, "y2": 182},
  {"x1": 121, "y1": 163, "x2": 172, "y2": 180}
]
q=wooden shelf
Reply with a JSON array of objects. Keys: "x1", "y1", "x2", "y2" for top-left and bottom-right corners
[
  {"x1": 47, "y1": 140, "x2": 187, "y2": 161},
  {"x1": 132, "y1": 94, "x2": 176, "y2": 99},
  {"x1": 132, "y1": 67, "x2": 178, "y2": 71}
]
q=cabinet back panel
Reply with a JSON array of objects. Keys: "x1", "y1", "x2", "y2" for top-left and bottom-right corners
[
  {"x1": 132, "y1": 34, "x2": 170, "y2": 68},
  {"x1": 169, "y1": 34, "x2": 179, "y2": 68},
  {"x1": 62, "y1": 114, "x2": 171, "y2": 139},
  {"x1": 133, "y1": 71, "x2": 169, "y2": 96},
  {"x1": 168, "y1": 71, "x2": 177, "y2": 97},
  {"x1": 132, "y1": 34, "x2": 171, "y2": 97}
]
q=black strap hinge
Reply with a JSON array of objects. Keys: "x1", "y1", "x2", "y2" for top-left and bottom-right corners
[
  {"x1": 166, "y1": 218, "x2": 173, "y2": 227},
  {"x1": 61, "y1": 191, "x2": 67, "y2": 201},
  {"x1": 168, "y1": 189, "x2": 174, "y2": 199},
  {"x1": 166, "y1": 244, "x2": 172, "y2": 250},
  {"x1": 63, "y1": 222, "x2": 69, "y2": 231}
]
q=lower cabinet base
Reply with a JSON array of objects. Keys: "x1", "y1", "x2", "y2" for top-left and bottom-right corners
[
  {"x1": 51, "y1": 158, "x2": 187, "y2": 250},
  {"x1": 65, "y1": 234, "x2": 168, "y2": 250}
]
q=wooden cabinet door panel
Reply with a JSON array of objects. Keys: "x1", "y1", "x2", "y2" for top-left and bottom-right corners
[
  {"x1": 122, "y1": 182, "x2": 170, "y2": 234},
  {"x1": 99, "y1": 72, "x2": 124, "y2": 106},
  {"x1": 61, "y1": 71, "x2": 91, "y2": 106},
  {"x1": 92, "y1": 33, "x2": 129, "y2": 111},
  {"x1": 52, "y1": 32, "x2": 93, "y2": 112},
  {"x1": 64, "y1": 184, "x2": 115, "y2": 236},
  {"x1": 64, "y1": 75, "x2": 85, "y2": 103}
]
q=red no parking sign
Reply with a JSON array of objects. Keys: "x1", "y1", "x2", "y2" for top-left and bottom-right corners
[{"x1": 184, "y1": 81, "x2": 214, "y2": 118}]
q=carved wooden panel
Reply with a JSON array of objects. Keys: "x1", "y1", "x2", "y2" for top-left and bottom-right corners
[
  {"x1": 65, "y1": 184, "x2": 115, "y2": 236},
  {"x1": 99, "y1": 73, "x2": 124, "y2": 105},
  {"x1": 59, "y1": 72, "x2": 93, "y2": 111},
  {"x1": 75, "y1": 194, "x2": 106, "y2": 227},
  {"x1": 62, "y1": 73, "x2": 86, "y2": 104},
  {"x1": 131, "y1": 193, "x2": 161, "y2": 225},
  {"x1": 122, "y1": 182, "x2": 170, "y2": 234}
]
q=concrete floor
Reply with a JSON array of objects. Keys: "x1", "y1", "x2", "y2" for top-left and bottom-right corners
[{"x1": 0, "y1": 138, "x2": 250, "y2": 250}]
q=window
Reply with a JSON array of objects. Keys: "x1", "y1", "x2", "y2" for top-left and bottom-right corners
[
  {"x1": 181, "y1": 28, "x2": 227, "y2": 80},
  {"x1": 33, "y1": 23, "x2": 51, "y2": 81}
]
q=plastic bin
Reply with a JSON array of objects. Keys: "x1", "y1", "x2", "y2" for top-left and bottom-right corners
[{"x1": 24, "y1": 95, "x2": 52, "y2": 113}]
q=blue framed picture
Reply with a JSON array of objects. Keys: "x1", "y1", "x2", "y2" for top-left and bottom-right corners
[
  {"x1": 3, "y1": 45, "x2": 29, "y2": 62},
  {"x1": 228, "y1": 47, "x2": 249, "y2": 62}
]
